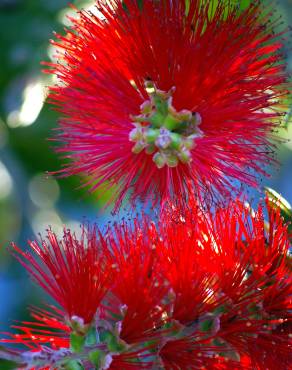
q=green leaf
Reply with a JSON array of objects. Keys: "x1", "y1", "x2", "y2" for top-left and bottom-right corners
[
  {"x1": 185, "y1": 0, "x2": 190, "y2": 16},
  {"x1": 265, "y1": 187, "x2": 292, "y2": 234},
  {"x1": 89, "y1": 350, "x2": 104, "y2": 368},
  {"x1": 213, "y1": 305, "x2": 227, "y2": 315},
  {"x1": 99, "y1": 330, "x2": 126, "y2": 352},
  {"x1": 199, "y1": 318, "x2": 214, "y2": 332},
  {"x1": 85, "y1": 326, "x2": 98, "y2": 346},
  {"x1": 283, "y1": 100, "x2": 292, "y2": 129},
  {"x1": 70, "y1": 333, "x2": 86, "y2": 353},
  {"x1": 199, "y1": 314, "x2": 220, "y2": 334},
  {"x1": 64, "y1": 359, "x2": 84, "y2": 370},
  {"x1": 137, "y1": 0, "x2": 143, "y2": 11}
]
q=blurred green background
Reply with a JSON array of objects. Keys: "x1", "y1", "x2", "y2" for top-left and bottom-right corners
[{"x1": 0, "y1": 0, "x2": 291, "y2": 335}]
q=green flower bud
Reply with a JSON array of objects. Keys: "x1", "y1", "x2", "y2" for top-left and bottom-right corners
[
  {"x1": 178, "y1": 149, "x2": 192, "y2": 164},
  {"x1": 145, "y1": 144, "x2": 156, "y2": 154},
  {"x1": 175, "y1": 109, "x2": 192, "y2": 122},
  {"x1": 140, "y1": 100, "x2": 152, "y2": 114},
  {"x1": 132, "y1": 141, "x2": 145, "y2": 154},
  {"x1": 170, "y1": 132, "x2": 182, "y2": 150},
  {"x1": 129, "y1": 127, "x2": 143, "y2": 142},
  {"x1": 153, "y1": 152, "x2": 166, "y2": 168},
  {"x1": 166, "y1": 154, "x2": 179, "y2": 167},
  {"x1": 183, "y1": 137, "x2": 195, "y2": 150}
]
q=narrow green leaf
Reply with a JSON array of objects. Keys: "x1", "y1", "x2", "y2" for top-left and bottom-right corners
[
  {"x1": 89, "y1": 350, "x2": 104, "y2": 367},
  {"x1": 199, "y1": 318, "x2": 214, "y2": 332},
  {"x1": 265, "y1": 187, "x2": 292, "y2": 233},
  {"x1": 70, "y1": 333, "x2": 86, "y2": 353},
  {"x1": 137, "y1": 0, "x2": 143, "y2": 11},
  {"x1": 85, "y1": 327, "x2": 98, "y2": 346},
  {"x1": 64, "y1": 359, "x2": 84, "y2": 370},
  {"x1": 99, "y1": 331, "x2": 126, "y2": 352}
]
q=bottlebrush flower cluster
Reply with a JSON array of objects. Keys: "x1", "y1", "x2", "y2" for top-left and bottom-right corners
[
  {"x1": 44, "y1": 0, "x2": 289, "y2": 208},
  {"x1": 1, "y1": 200, "x2": 291, "y2": 369},
  {"x1": 1, "y1": 1, "x2": 292, "y2": 369}
]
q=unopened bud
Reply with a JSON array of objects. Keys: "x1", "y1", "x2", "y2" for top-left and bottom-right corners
[
  {"x1": 145, "y1": 144, "x2": 156, "y2": 154},
  {"x1": 129, "y1": 127, "x2": 143, "y2": 142},
  {"x1": 178, "y1": 148, "x2": 192, "y2": 164},
  {"x1": 166, "y1": 154, "x2": 179, "y2": 168},
  {"x1": 175, "y1": 109, "x2": 192, "y2": 121},
  {"x1": 71, "y1": 315, "x2": 85, "y2": 330},
  {"x1": 130, "y1": 114, "x2": 148, "y2": 123},
  {"x1": 153, "y1": 152, "x2": 166, "y2": 168},
  {"x1": 132, "y1": 141, "x2": 146, "y2": 154},
  {"x1": 183, "y1": 137, "x2": 195, "y2": 150},
  {"x1": 140, "y1": 100, "x2": 152, "y2": 114},
  {"x1": 145, "y1": 80, "x2": 155, "y2": 94}
]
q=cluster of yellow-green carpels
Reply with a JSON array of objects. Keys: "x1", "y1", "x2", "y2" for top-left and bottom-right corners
[{"x1": 129, "y1": 81, "x2": 203, "y2": 168}]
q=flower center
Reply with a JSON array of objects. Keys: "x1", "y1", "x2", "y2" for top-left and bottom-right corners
[{"x1": 129, "y1": 81, "x2": 203, "y2": 169}]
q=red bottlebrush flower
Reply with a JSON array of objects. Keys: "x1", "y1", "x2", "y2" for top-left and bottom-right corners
[
  {"x1": 10, "y1": 227, "x2": 113, "y2": 325},
  {"x1": 201, "y1": 201, "x2": 291, "y2": 369},
  {"x1": 101, "y1": 220, "x2": 169, "y2": 344},
  {"x1": 156, "y1": 198, "x2": 292, "y2": 369},
  {"x1": 156, "y1": 199, "x2": 233, "y2": 325},
  {"x1": 45, "y1": 0, "x2": 289, "y2": 209}
]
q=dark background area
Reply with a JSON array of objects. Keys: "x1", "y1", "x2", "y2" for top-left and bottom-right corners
[{"x1": 0, "y1": 0, "x2": 291, "y2": 336}]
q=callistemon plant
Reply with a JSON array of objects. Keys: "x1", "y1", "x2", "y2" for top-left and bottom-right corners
[
  {"x1": 1, "y1": 1, "x2": 292, "y2": 369},
  {"x1": 43, "y1": 0, "x2": 290, "y2": 209},
  {"x1": 0, "y1": 199, "x2": 291, "y2": 369}
]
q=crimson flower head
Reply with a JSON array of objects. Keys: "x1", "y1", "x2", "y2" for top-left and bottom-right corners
[
  {"x1": 157, "y1": 198, "x2": 292, "y2": 369},
  {"x1": 45, "y1": 0, "x2": 289, "y2": 209},
  {"x1": 2, "y1": 199, "x2": 291, "y2": 369},
  {"x1": 10, "y1": 226, "x2": 113, "y2": 325}
]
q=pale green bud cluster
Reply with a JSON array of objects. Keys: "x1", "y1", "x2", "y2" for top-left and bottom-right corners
[{"x1": 129, "y1": 81, "x2": 203, "y2": 169}]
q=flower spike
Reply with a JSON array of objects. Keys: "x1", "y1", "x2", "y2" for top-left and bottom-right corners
[
  {"x1": 10, "y1": 226, "x2": 113, "y2": 325},
  {"x1": 45, "y1": 0, "x2": 290, "y2": 209}
]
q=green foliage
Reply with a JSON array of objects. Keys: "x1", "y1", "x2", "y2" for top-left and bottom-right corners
[
  {"x1": 185, "y1": 0, "x2": 251, "y2": 17},
  {"x1": 199, "y1": 318, "x2": 215, "y2": 332},
  {"x1": 64, "y1": 359, "x2": 85, "y2": 370},
  {"x1": 265, "y1": 187, "x2": 292, "y2": 238},
  {"x1": 88, "y1": 350, "x2": 105, "y2": 368},
  {"x1": 99, "y1": 330, "x2": 126, "y2": 352},
  {"x1": 70, "y1": 333, "x2": 86, "y2": 353},
  {"x1": 284, "y1": 101, "x2": 292, "y2": 128}
]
